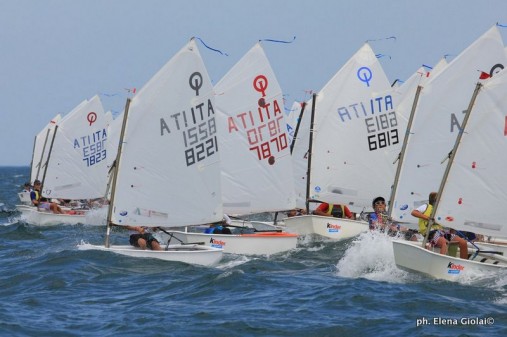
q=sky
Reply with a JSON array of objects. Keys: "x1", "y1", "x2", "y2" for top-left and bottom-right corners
[{"x1": 1, "y1": 0, "x2": 507, "y2": 166}]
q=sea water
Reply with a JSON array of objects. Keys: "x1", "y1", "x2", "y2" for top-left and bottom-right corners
[{"x1": 0, "y1": 167, "x2": 506, "y2": 337}]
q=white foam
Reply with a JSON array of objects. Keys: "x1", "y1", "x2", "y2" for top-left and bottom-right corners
[
  {"x1": 336, "y1": 231, "x2": 414, "y2": 283},
  {"x1": 84, "y1": 207, "x2": 108, "y2": 226},
  {"x1": 217, "y1": 254, "x2": 252, "y2": 269}
]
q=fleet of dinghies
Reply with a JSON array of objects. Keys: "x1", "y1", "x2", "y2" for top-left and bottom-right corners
[{"x1": 19, "y1": 25, "x2": 507, "y2": 272}]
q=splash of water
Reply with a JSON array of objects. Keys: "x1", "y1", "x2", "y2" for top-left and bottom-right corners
[
  {"x1": 84, "y1": 207, "x2": 108, "y2": 226},
  {"x1": 336, "y1": 231, "x2": 413, "y2": 283}
]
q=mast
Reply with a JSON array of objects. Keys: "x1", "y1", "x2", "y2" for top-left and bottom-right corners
[
  {"x1": 423, "y1": 82, "x2": 482, "y2": 247},
  {"x1": 289, "y1": 101, "x2": 307, "y2": 154},
  {"x1": 105, "y1": 98, "x2": 131, "y2": 248},
  {"x1": 29, "y1": 135, "x2": 37, "y2": 183},
  {"x1": 387, "y1": 85, "x2": 423, "y2": 217},
  {"x1": 271, "y1": 101, "x2": 306, "y2": 224},
  {"x1": 305, "y1": 93, "x2": 317, "y2": 214},
  {"x1": 35, "y1": 128, "x2": 52, "y2": 182},
  {"x1": 39, "y1": 125, "x2": 58, "y2": 197}
]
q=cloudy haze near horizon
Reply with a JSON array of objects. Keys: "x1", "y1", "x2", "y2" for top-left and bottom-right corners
[{"x1": 1, "y1": 0, "x2": 507, "y2": 166}]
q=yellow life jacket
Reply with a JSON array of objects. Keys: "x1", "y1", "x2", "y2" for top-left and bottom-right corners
[
  {"x1": 326, "y1": 204, "x2": 345, "y2": 218},
  {"x1": 418, "y1": 204, "x2": 443, "y2": 235}
]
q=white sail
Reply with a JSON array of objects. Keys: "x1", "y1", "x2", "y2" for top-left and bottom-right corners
[
  {"x1": 391, "y1": 25, "x2": 507, "y2": 225},
  {"x1": 30, "y1": 114, "x2": 62, "y2": 183},
  {"x1": 106, "y1": 110, "x2": 123, "y2": 169},
  {"x1": 435, "y1": 70, "x2": 507, "y2": 238},
  {"x1": 289, "y1": 98, "x2": 312, "y2": 209},
  {"x1": 214, "y1": 42, "x2": 296, "y2": 214},
  {"x1": 42, "y1": 95, "x2": 110, "y2": 199},
  {"x1": 429, "y1": 57, "x2": 448, "y2": 79},
  {"x1": 395, "y1": 59, "x2": 448, "y2": 119},
  {"x1": 285, "y1": 100, "x2": 306, "y2": 145},
  {"x1": 305, "y1": 43, "x2": 402, "y2": 211},
  {"x1": 395, "y1": 58, "x2": 447, "y2": 102},
  {"x1": 111, "y1": 39, "x2": 222, "y2": 227}
]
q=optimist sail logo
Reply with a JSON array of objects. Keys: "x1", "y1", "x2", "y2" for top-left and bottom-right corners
[
  {"x1": 447, "y1": 262, "x2": 465, "y2": 275},
  {"x1": 327, "y1": 223, "x2": 342, "y2": 233}
]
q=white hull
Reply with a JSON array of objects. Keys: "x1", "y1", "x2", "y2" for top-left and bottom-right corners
[
  {"x1": 283, "y1": 215, "x2": 368, "y2": 240},
  {"x1": 164, "y1": 231, "x2": 297, "y2": 255},
  {"x1": 393, "y1": 240, "x2": 507, "y2": 281},
  {"x1": 230, "y1": 219, "x2": 285, "y2": 231},
  {"x1": 16, "y1": 204, "x2": 108, "y2": 226},
  {"x1": 16, "y1": 204, "x2": 87, "y2": 226},
  {"x1": 78, "y1": 243, "x2": 223, "y2": 267}
]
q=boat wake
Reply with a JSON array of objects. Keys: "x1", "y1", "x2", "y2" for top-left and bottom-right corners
[
  {"x1": 335, "y1": 231, "x2": 416, "y2": 283},
  {"x1": 217, "y1": 254, "x2": 253, "y2": 270},
  {"x1": 336, "y1": 231, "x2": 507, "y2": 290},
  {"x1": 0, "y1": 213, "x2": 23, "y2": 226}
]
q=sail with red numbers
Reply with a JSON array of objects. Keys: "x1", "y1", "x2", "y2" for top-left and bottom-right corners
[{"x1": 214, "y1": 42, "x2": 296, "y2": 215}]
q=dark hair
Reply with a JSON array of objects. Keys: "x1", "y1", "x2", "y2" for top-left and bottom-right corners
[
  {"x1": 428, "y1": 192, "x2": 438, "y2": 205},
  {"x1": 34, "y1": 179, "x2": 41, "y2": 185},
  {"x1": 372, "y1": 196, "x2": 385, "y2": 207}
]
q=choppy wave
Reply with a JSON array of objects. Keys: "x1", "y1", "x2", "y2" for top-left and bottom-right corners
[{"x1": 1, "y1": 167, "x2": 507, "y2": 336}]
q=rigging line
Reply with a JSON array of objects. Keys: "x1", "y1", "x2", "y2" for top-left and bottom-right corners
[
  {"x1": 259, "y1": 36, "x2": 296, "y2": 44},
  {"x1": 366, "y1": 36, "x2": 396, "y2": 42},
  {"x1": 194, "y1": 37, "x2": 229, "y2": 56}
]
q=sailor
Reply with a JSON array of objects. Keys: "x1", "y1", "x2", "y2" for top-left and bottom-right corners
[
  {"x1": 313, "y1": 202, "x2": 354, "y2": 219},
  {"x1": 125, "y1": 225, "x2": 162, "y2": 250}
]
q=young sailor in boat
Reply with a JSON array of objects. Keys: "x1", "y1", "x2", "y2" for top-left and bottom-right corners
[
  {"x1": 368, "y1": 196, "x2": 412, "y2": 237},
  {"x1": 30, "y1": 180, "x2": 65, "y2": 214},
  {"x1": 204, "y1": 214, "x2": 232, "y2": 234},
  {"x1": 287, "y1": 208, "x2": 307, "y2": 217},
  {"x1": 411, "y1": 192, "x2": 468, "y2": 259},
  {"x1": 369, "y1": 196, "x2": 397, "y2": 231},
  {"x1": 313, "y1": 202, "x2": 354, "y2": 219},
  {"x1": 125, "y1": 225, "x2": 162, "y2": 250},
  {"x1": 23, "y1": 182, "x2": 32, "y2": 192}
]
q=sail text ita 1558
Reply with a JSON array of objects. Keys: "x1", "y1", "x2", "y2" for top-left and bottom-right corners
[
  {"x1": 159, "y1": 71, "x2": 218, "y2": 167},
  {"x1": 73, "y1": 128, "x2": 108, "y2": 167},
  {"x1": 336, "y1": 94, "x2": 399, "y2": 152},
  {"x1": 226, "y1": 74, "x2": 286, "y2": 163}
]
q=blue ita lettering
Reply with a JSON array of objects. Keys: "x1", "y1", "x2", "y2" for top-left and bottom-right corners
[
  {"x1": 74, "y1": 129, "x2": 108, "y2": 167},
  {"x1": 336, "y1": 94, "x2": 399, "y2": 151}
]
